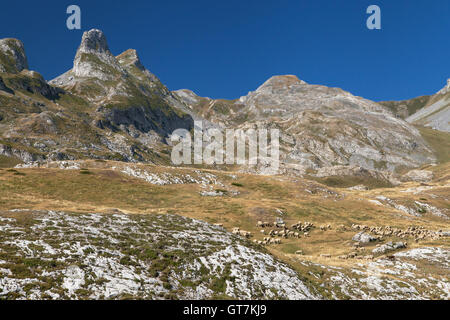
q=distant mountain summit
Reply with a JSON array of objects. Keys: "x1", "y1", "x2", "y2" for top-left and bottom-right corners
[
  {"x1": 176, "y1": 75, "x2": 435, "y2": 173},
  {"x1": 255, "y1": 75, "x2": 307, "y2": 91}
]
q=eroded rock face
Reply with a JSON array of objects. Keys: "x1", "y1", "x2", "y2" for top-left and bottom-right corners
[
  {"x1": 0, "y1": 143, "x2": 45, "y2": 163},
  {"x1": 77, "y1": 29, "x2": 110, "y2": 55},
  {"x1": 50, "y1": 29, "x2": 194, "y2": 140},
  {"x1": 72, "y1": 29, "x2": 124, "y2": 80},
  {"x1": 316, "y1": 247, "x2": 449, "y2": 299},
  {"x1": 0, "y1": 38, "x2": 28, "y2": 74},
  {"x1": 175, "y1": 75, "x2": 436, "y2": 173},
  {"x1": 101, "y1": 105, "x2": 193, "y2": 137},
  {"x1": 0, "y1": 210, "x2": 318, "y2": 300},
  {"x1": 6, "y1": 70, "x2": 62, "y2": 100},
  {"x1": 116, "y1": 49, "x2": 147, "y2": 73},
  {"x1": 352, "y1": 232, "x2": 377, "y2": 243},
  {"x1": 372, "y1": 242, "x2": 406, "y2": 254},
  {"x1": 402, "y1": 169, "x2": 433, "y2": 183}
]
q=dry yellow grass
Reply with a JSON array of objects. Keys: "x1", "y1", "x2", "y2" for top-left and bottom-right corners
[{"x1": 0, "y1": 161, "x2": 448, "y2": 276}]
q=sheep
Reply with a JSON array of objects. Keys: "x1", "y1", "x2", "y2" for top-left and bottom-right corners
[
  {"x1": 257, "y1": 221, "x2": 272, "y2": 228},
  {"x1": 232, "y1": 227, "x2": 252, "y2": 238},
  {"x1": 240, "y1": 230, "x2": 252, "y2": 238}
]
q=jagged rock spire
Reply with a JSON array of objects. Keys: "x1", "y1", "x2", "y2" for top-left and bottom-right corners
[
  {"x1": 116, "y1": 48, "x2": 161, "y2": 84},
  {"x1": 72, "y1": 29, "x2": 123, "y2": 79},
  {"x1": 117, "y1": 49, "x2": 145, "y2": 71},
  {"x1": 77, "y1": 29, "x2": 111, "y2": 55},
  {"x1": 0, "y1": 38, "x2": 29, "y2": 73}
]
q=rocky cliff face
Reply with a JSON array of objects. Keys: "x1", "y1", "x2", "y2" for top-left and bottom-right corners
[
  {"x1": 0, "y1": 210, "x2": 318, "y2": 299},
  {"x1": 72, "y1": 29, "x2": 125, "y2": 80},
  {"x1": 0, "y1": 30, "x2": 195, "y2": 164},
  {"x1": 50, "y1": 29, "x2": 193, "y2": 138}
]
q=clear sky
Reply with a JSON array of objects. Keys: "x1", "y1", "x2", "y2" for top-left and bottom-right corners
[{"x1": 1, "y1": 0, "x2": 449, "y2": 101}]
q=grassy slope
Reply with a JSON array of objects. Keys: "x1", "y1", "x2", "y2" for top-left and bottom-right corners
[
  {"x1": 0, "y1": 162, "x2": 448, "y2": 255},
  {"x1": 0, "y1": 155, "x2": 22, "y2": 168},
  {"x1": 417, "y1": 126, "x2": 450, "y2": 164},
  {"x1": 0, "y1": 160, "x2": 448, "y2": 298},
  {"x1": 379, "y1": 96, "x2": 431, "y2": 118}
]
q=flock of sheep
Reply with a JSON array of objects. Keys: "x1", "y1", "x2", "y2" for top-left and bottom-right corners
[
  {"x1": 225, "y1": 219, "x2": 448, "y2": 260},
  {"x1": 231, "y1": 220, "x2": 319, "y2": 246},
  {"x1": 350, "y1": 224, "x2": 446, "y2": 242}
]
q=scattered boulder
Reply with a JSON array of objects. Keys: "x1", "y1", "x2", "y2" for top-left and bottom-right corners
[
  {"x1": 352, "y1": 231, "x2": 377, "y2": 243},
  {"x1": 200, "y1": 190, "x2": 224, "y2": 197},
  {"x1": 372, "y1": 241, "x2": 406, "y2": 254},
  {"x1": 402, "y1": 170, "x2": 433, "y2": 183},
  {"x1": 347, "y1": 185, "x2": 369, "y2": 191}
]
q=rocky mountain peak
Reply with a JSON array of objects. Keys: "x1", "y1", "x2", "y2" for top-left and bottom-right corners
[
  {"x1": 0, "y1": 38, "x2": 29, "y2": 73},
  {"x1": 117, "y1": 49, "x2": 145, "y2": 71},
  {"x1": 71, "y1": 29, "x2": 123, "y2": 80},
  {"x1": 77, "y1": 29, "x2": 111, "y2": 55},
  {"x1": 256, "y1": 75, "x2": 307, "y2": 92}
]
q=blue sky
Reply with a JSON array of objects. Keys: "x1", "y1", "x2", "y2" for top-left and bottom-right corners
[{"x1": 1, "y1": 0, "x2": 449, "y2": 101}]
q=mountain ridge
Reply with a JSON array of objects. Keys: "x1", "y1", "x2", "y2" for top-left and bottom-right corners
[
  {"x1": 175, "y1": 74, "x2": 436, "y2": 174},
  {"x1": 0, "y1": 29, "x2": 445, "y2": 176},
  {"x1": 379, "y1": 79, "x2": 450, "y2": 132}
]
